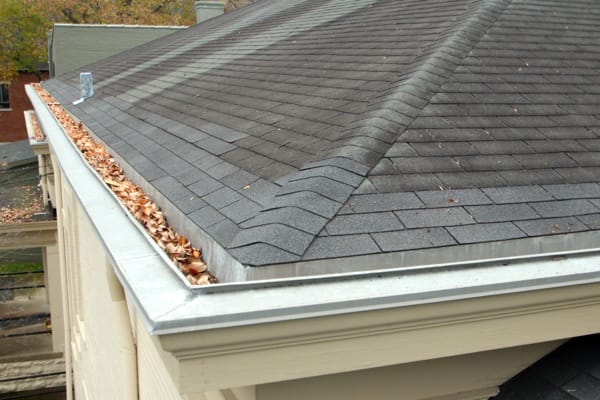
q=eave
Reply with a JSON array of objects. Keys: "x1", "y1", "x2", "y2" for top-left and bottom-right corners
[{"x1": 159, "y1": 282, "x2": 600, "y2": 393}]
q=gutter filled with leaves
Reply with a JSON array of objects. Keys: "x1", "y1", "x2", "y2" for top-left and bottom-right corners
[{"x1": 32, "y1": 83, "x2": 215, "y2": 285}]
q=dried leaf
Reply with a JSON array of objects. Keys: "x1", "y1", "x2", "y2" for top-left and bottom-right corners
[{"x1": 188, "y1": 259, "x2": 207, "y2": 274}]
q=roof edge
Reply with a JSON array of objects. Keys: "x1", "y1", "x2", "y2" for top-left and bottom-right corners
[{"x1": 52, "y1": 23, "x2": 188, "y2": 29}]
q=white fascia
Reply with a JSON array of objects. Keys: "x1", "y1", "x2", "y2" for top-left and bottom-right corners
[{"x1": 27, "y1": 84, "x2": 600, "y2": 336}]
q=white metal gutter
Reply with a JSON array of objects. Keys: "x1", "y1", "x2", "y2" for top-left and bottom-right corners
[{"x1": 27, "y1": 84, "x2": 600, "y2": 336}]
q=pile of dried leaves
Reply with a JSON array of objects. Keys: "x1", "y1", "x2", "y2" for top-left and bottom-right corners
[
  {"x1": 33, "y1": 83, "x2": 215, "y2": 285},
  {"x1": 30, "y1": 113, "x2": 46, "y2": 142}
]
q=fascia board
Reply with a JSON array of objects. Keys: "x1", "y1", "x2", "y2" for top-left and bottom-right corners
[
  {"x1": 160, "y1": 282, "x2": 600, "y2": 392},
  {"x1": 152, "y1": 249, "x2": 600, "y2": 334}
]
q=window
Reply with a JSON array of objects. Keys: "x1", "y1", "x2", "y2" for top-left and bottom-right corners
[{"x1": 0, "y1": 83, "x2": 9, "y2": 109}]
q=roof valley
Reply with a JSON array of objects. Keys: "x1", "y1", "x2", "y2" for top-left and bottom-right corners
[{"x1": 228, "y1": 0, "x2": 514, "y2": 266}]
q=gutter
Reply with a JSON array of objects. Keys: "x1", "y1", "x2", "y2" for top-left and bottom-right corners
[{"x1": 27, "y1": 84, "x2": 600, "y2": 336}]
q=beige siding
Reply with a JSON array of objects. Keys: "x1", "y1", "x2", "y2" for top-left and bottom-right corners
[
  {"x1": 137, "y1": 316, "x2": 187, "y2": 400},
  {"x1": 55, "y1": 167, "x2": 137, "y2": 400}
]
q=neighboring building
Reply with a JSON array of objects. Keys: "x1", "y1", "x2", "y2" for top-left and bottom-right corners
[
  {"x1": 48, "y1": 24, "x2": 187, "y2": 77},
  {"x1": 0, "y1": 72, "x2": 48, "y2": 143},
  {"x1": 0, "y1": 139, "x2": 63, "y2": 398},
  {"x1": 27, "y1": 0, "x2": 600, "y2": 399}
]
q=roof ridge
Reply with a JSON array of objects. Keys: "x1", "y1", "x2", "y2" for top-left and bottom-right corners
[
  {"x1": 319, "y1": 0, "x2": 512, "y2": 169},
  {"x1": 227, "y1": 0, "x2": 514, "y2": 266}
]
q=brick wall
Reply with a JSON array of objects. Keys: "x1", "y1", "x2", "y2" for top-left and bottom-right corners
[{"x1": 0, "y1": 72, "x2": 48, "y2": 143}]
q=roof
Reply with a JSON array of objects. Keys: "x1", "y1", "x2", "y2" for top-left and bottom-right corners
[
  {"x1": 42, "y1": 0, "x2": 600, "y2": 282},
  {"x1": 492, "y1": 334, "x2": 600, "y2": 400},
  {"x1": 0, "y1": 140, "x2": 36, "y2": 168}
]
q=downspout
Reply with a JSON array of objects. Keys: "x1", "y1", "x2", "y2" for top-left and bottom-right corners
[
  {"x1": 48, "y1": 26, "x2": 56, "y2": 78},
  {"x1": 52, "y1": 160, "x2": 74, "y2": 400}
]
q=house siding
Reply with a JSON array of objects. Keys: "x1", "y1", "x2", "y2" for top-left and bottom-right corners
[
  {"x1": 137, "y1": 317, "x2": 190, "y2": 400},
  {"x1": 53, "y1": 163, "x2": 138, "y2": 400}
]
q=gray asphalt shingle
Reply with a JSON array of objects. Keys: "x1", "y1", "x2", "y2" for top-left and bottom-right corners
[
  {"x1": 395, "y1": 208, "x2": 474, "y2": 229},
  {"x1": 515, "y1": 217, "x2": 588, "y2": 236},
  {"x1": 372, "y1": 228, "x2": 456, "y2": 252},
  {"x1": 346, "y1": 193, "x2": 424, "y2": 213},
  {"x1": 530, "y1": 200, "x2": 599, "y2": 218},
  {"x1": 230, "y1": 224, "x2": 313, "y2": 256},
  {"x1": 466, "y1": 204, "x2": 539, "y2": 223},
  {"x1": 303, "y1": 235, "x2": 382, "y2": 260},
  {"x1": 483, "y1": 186, "x2": 553, "y2": 204},
  {"x1": 448, "y1": 222, "x2": 527, "y2": 244},
  {"x1": 325, "y1": 213, "x2": 404, "y2": 235},
  {"x1": 416, "y1": 189, "x2": 492, "y2": 208},
  {"x1": 543, "y1": 184, "x2": 600, "y2": 200}
]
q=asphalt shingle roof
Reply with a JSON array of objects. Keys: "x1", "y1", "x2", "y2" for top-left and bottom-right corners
[{"x1": 44, "y1": 0, "x2": 600, "y2": 273}]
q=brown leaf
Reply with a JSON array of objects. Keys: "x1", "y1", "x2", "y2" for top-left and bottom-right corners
[{"x1": 188, "y1": 259, "x2": 207, "y2": 274}]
